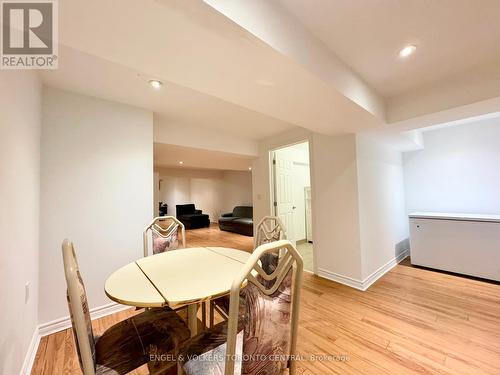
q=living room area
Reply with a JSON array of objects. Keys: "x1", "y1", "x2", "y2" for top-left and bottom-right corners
[{"x1": 154, "y1": 142, "x2": 254, "y2": 242}]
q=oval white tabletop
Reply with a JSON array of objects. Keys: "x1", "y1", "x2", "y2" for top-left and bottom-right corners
[
  {"x1": 105, "y1": 247, "x2": 251, "y2": 335},
  {"x1": 104, "y1": 261, "x2": 166, "y2": 308}
]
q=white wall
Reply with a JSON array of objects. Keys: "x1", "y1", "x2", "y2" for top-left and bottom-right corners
[
  {"x1": 252, "y1": 129, "x2": 363, "y2": 280},
  {"x1": 0, "y1": 71, "x2": 41, "y2": 374},
  {"x1": 156, "y1": 168, "x2": 252, "y2": 221},
  {"x1": 311, "y1": 133, "x2": 363, "y2": 281},
  {"x1": 39, "y1": 88, "x2": 153, "y2": 324},
  {"x1": 220, "y1": 170, "x2": 254, "y2": 214},
  {"x1": 253, "y1": 128, "x2": 409, "y2": 288},
  {"x1": 356, "y1": 135, "x2": 409, "y2": 280},
  {"x1": 154, "y1": 171, "x2": 160, "y2": 217},
  {"x1": 404, "y1": 118, "x2": 500, "y2": 215}
]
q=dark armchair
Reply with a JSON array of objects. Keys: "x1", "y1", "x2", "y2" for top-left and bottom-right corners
[
  {"x1": 218, "y1": 206, "x2": 253, "y2": 236},
  {"x1": 176, "y1": 204, "x2": 210, "y2": 229}
]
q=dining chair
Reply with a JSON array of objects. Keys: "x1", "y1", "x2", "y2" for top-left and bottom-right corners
[
  {"x1": 255, "y1": 215, "x2": 287, "y2": 246},
  {"x1": 62, "y1": 239, "x2": 190, "y2": 374},
  {"x1": 209, "y1": 215, "x2": 287, "y2": 326},
  {"x1": 180, "y1": 239, "x2": 303, "y2": 375},
  {"x1": 143, "y1": 216, "x2": 208, "y2": 328},
  {"x1": 143, "y1": 216, "x2": 186, "y2": 257}
]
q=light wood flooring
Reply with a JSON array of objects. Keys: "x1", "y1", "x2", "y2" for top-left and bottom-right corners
[
  {"x1": 32, "y1": 226, "x2": 500, "y2": 374},
  {"x1": 297, "y1": 241, "x2": 314, "y2": 272},
  {"x1": 184, "y1": 223, "x2": 254, "y2": 251}
]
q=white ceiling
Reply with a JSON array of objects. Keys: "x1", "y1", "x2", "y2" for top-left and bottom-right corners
[
  {"x1": 154, "y1": 143, "x2": 255, "y2": 171},
  {"x1": 38, "y1": 0, "x2": 500, "y2": 139},
  {"x1": 51, "y1": 0, "x2": 383, "y2": 135},
  {"x1": 277, "y1": 0, "x2": 500, "y2": 97},
  {"x1": 41, "y1": 46, "x2": 295, "y2": 140}
]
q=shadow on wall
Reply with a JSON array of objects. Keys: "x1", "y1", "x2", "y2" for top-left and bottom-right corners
[{"x1": 395, "y1": 238, "x2": 410, "y2": 258}]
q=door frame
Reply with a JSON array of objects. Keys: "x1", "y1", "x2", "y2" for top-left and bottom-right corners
[
  {"x1": 269, "y1": 139, "x2": 316, "y2": 273},
  {"x1": 271, "y1": 148, "x2": 295, "y2": 245}
]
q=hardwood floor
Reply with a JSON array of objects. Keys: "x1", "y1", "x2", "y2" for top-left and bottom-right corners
[
  {"x1": 32, "y1": 226, "x2": 500, "y2": 374},
  {"x1": 184, "y1": 223, "x2": 254, "y2": 251},
  {"x1": 297, "y1": 242, "x2": 314, "y2": 272}
]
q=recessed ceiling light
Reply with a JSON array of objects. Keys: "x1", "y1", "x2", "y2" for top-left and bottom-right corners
[
  {"x1": 148, "y1": 79, "x2": 163, "y2": 89},
  {"x1": 248, "y1": 167, "x2": 252, "y2": 171},
  {"x1": 399, "y1": 45, "x2": 417, "y2": 58},
  {"x1": 179, "y1": 161, "x2": 184, "y2": 165}
]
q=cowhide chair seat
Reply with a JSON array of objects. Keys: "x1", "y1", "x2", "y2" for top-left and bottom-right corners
[
  {"x1": 95, "y1": 308, "x2": 190, "y2": 375},
  {"x1": 180, "y1": 321, "x2": 244, "y2": 375}
]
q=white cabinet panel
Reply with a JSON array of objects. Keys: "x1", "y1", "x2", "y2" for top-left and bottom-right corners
[{"x1": 409, "y1": 213, "x2": 500, "y2": 281}]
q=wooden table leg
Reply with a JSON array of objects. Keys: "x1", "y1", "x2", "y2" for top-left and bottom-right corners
[
  {"x1": 201, "y1": 301, "x2": 207, "y2": 329},
  {"x1": 187, "y1": 304, "x2": 198, "y2": 337}
]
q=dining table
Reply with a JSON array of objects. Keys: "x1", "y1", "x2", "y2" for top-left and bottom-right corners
[{"x1": 104, "y1": 246, "x2": 251, "y2": 337}]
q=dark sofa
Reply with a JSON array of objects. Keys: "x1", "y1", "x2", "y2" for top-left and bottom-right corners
[
  {"x1": 218, "y1": 206, "x2": 253, "y2": 236},
  {"x1": 176, "y1": 204, "x2": 210, "y2": 229}
]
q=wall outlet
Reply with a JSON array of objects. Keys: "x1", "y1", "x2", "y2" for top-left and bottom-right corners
[{"x1": 25, "y1": 282, "x2": 30, "y2": 304}]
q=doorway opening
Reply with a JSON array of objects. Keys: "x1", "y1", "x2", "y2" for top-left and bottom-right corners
[{"x1": 271, "y1": 141, "x2": 313, "y2": 272}]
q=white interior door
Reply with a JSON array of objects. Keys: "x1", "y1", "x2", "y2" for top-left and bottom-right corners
[{"x1": 273, "y1": 152, "x2": 295, "y2": 244}]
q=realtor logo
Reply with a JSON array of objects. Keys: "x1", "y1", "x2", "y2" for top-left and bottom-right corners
[{"x1": 1, "y1": 0, "x2": 58, "y2": 69}]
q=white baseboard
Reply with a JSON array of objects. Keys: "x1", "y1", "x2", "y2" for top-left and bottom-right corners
[
  {"x1": 361, "y1": 249, "x2": 409, "y2": 290},
  {"x1": 38, "y1": 302, "x2": 129, "y2": 337},
  {"x1": 21, "y1": 302, "x2": 130, "y2": 374},
  {"x1": 20, "y1": 327, "x2": 41, "y2": 375},
  {"x1": 317, "y1": 268, "x2": 366, "y2": 290},
  {"x1": 318, "y1": 249, "x2": 409, "y2": 291}
]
